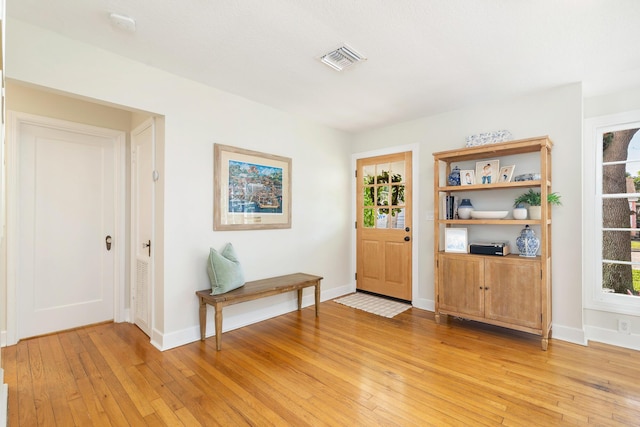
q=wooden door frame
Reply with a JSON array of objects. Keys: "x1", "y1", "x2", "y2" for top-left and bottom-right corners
[
  {"x1": 5, "y1": 111, "x2": 127, "y2": 345},
  {"x1": 351, "y1": 144, "x2": 421, "y2": 306}
]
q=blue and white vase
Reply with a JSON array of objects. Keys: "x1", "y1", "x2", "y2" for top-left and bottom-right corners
[
  {"x1": 457, "y1": 198, "x2": 474, "y2": 219},
  {"x1": 516, "y1": 225, "x2": 540, "y2": 257},
  {"x1": 448, "y1": 166, "x2": 461, "y2": 186}
]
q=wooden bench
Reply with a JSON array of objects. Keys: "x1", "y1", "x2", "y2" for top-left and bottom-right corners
[{"x1": 196, "y1": 272, "x2": 322, "y2": 350}]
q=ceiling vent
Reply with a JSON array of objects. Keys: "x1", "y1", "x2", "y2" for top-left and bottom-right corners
[{"x1": 320, "y1": 44, "x2": 366, "y2": 71}]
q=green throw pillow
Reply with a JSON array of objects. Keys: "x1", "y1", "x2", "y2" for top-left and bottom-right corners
[{"x1": 207, "y1": 243, "x2": 245, "y2": 295}]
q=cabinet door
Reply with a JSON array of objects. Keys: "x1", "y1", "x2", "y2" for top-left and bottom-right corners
[
  {"x1": 484, "y1": 258, "x2": 541, "y2": 329},
  {"x1": 438, "y1": 254, "x2": 484, "y2": 317}
]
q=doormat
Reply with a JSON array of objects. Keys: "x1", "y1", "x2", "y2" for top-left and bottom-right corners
[{"x1": 334, "y1": 293, "x2": 411, "y2": 318}]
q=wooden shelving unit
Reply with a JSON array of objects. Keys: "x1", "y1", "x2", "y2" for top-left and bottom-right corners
[{"x1": 433, "y1": 136, "x2": 553, "y2": 350}]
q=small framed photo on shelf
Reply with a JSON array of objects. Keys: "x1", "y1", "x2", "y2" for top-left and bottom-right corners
[
  {"x1": 498, "y1": 165, "x2": 515, "y2": 183},
  {"x1": 475, "y1": 159, "x2": 500, "y2": 185},
  {"x1": 444, "y1": 228, "x2": 468, "y2": 253},
  {"x1": 460, "y1": 170, "x2": 475, "y2": 186}
]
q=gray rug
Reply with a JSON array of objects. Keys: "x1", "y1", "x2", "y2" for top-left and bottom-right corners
[{"x1": 334, "y1": 292, "x2": 411, "y2": 318}]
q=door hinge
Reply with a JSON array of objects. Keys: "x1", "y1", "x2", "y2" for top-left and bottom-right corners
[
  {"x1": 355, "y1": 273, "x2": 357, "y2": 280},
  {"x1": 355, "y1": 221, "x2": 357, "y2": 229},
  {"x1": 355, "y1": 170, "x2": 357, "y2": 178}
]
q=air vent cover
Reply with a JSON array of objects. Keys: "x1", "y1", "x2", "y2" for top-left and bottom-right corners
[{"x1": 320, "y1": 45, "x2": 366, "y2": 71}]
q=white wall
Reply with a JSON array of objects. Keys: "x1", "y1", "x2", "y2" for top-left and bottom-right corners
[
  {"x1": 352, "y1": 84, "x2": 586, "y2": 344},
  {"x1": 5, "y1": 19, "x2": 353, "y2": 350},
  {"x1": 584, "y1": 86, "x2": 640, "y2": 119}
]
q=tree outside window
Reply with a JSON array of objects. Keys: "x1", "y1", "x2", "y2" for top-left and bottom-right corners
[{"x1": 602, "y1": 128, "x2": 640, "y2": 296}]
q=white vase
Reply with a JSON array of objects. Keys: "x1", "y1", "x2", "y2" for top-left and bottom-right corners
[
  {"x1": 528, "y1": 206, "x2": 541, "y2": 220},
  {"x1": 513, "y1": 206, "x2": 527, "y2": 220}
]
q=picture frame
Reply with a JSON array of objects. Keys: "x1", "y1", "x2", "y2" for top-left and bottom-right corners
[
  {"x1": 214, "y1": 144, "x2": 291, "y2": 230},
  {"x1": 498, "y1": 165, "x2": 515, "y2": 183},
  {"x1": 475, "y1": 159, "x2": 500, "y2": 185},
  {"x1": 444, "y1": 228, "x2": 468, "y2": 253},
  {"x1": 460, "y1": 170, "x2": 475, "y2": 186}
]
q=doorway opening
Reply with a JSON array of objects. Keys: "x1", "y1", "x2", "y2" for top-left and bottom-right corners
[{"x1": 3, "y1": 82, "x2": 163, "y2": 345}]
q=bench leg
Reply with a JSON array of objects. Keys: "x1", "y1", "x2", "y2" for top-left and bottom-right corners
[
  {"x1": 199, "y1": 298, "x2": 207, "y2": 341},
  {"x1": 314, "y1": 282, "x2": 320, "y2": 316},
  {"x1": 297, "y1": 288, "x2": 303, "y2": 310},
  {"x1": 214, "y1": 304, "x2": 223, "y2": 351}
]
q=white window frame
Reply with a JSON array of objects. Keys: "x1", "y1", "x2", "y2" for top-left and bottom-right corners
[{"x1": 584, "y1": 110, "x2": 640, "y2": 315}]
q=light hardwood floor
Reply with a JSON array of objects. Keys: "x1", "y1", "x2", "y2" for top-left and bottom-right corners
[{"x1": 2, "y1": 300, "x2": 640, "y2": 426}]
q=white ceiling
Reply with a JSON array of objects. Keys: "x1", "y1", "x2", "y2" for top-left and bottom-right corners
[{"x1": 8, "y1": 0, "x2": 640, "y2": 133}]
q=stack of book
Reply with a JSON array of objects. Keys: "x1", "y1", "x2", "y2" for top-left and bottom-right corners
[{"x1": 442, "y1": 195, "x2": 459, "y2": 219}]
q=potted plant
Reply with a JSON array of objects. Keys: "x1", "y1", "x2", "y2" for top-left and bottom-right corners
[{"x1": 514, "y1": 189, "x2": 562, "y2": 219}]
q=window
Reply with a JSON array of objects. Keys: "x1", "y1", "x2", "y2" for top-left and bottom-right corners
[
  {"x1": 361, "y1": 160, "x2": 406, "y2": 229},
  {"x1": 585, "y1": 111, "x2": 640, "y2": 314}
]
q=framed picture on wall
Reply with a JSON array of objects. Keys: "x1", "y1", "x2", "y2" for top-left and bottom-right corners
[
  {"x1": 214, "y1": 144, "x2": 292, "y2": 230},
  {"x1": 444, "y1": 228, "x2": 468, "y2": 253}
]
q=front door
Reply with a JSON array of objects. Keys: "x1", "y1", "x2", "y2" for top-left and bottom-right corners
[
  {"x1": 356, "y1": 152, "x2": 412, "y2": 300},
  {"x1": 16, "y1": 116, "x2": 121, "y2": 339}
]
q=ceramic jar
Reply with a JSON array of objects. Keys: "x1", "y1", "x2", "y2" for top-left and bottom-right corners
[
  {"x1": 528, "y1": 205, "x2": 542, "y2": 220},
  {"x1": 448, "y1": 166, "x2": 461, "y2": 186},
  {"x1": 516, "y1": 225, "x2": 540, "y2": 257},
  {"x1": 457, "y1": 198, "x2": 474, "y2": 219},
  {"x1": 513, "y1": 203, "x2": 527, "y2": 220}
]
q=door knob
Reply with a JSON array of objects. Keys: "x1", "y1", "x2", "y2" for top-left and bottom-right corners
[
  {"x1": 404, "y1": 236, "x2": 410, "y2": 241},
  {"x1": 405, "y1": 227, "x2": 410, "y2": 232},
  {"x1": 143, "y1": 240, "x2": 151, "y2": 257},
  {"x1": 105, "y1": 235, "x2": 112, "y2": 251}
]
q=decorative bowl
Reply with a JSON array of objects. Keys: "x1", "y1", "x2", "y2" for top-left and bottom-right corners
[{"x1": 470, "y1": 210, "x2": 509, "y2": 219}]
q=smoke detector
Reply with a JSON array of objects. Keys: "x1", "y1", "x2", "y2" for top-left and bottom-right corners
[
  {"x1": 109, "y1": 13, "x2": 136, "y2": 33},
  {"x1": 319, "y1": 44, "x2": 366, "y2": 71}
]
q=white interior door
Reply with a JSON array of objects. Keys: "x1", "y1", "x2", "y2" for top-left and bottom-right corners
[
  {"x1": 131, "y1": 119, "x2": 155, "y2": 336},
  {"x1": 17, "y1": 117, "x2": 121, "y2": 339}
]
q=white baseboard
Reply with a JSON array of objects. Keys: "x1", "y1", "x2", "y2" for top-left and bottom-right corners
[
  {"x1": 412, "y1": 297, "x2": 434, "y2": 312},
  {"x1": 550, "y1": 324, "x2": 587, "y2": 346},
  {"x1": 585, "y1": 325, "x2": 640, "y2": 351}
]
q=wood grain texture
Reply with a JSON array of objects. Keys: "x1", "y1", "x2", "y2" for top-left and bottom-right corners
[{"x1": 3, "y1": 301, "x2": 640, "y2": 426}]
